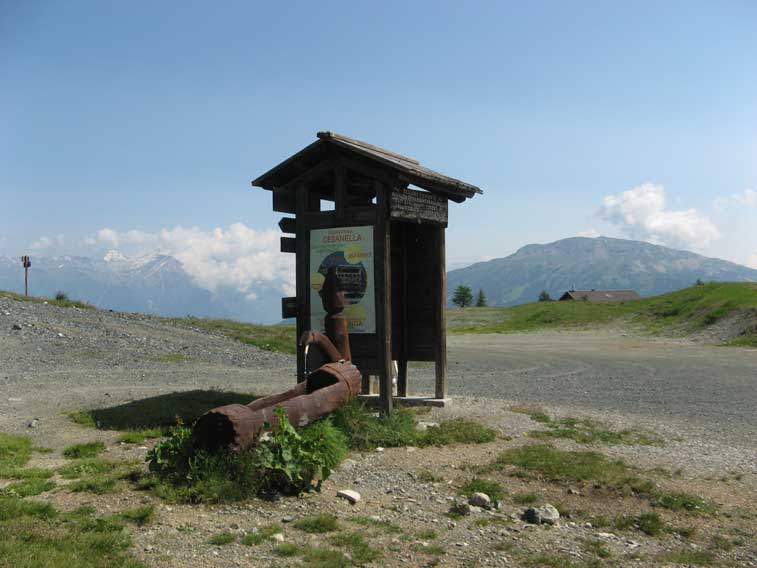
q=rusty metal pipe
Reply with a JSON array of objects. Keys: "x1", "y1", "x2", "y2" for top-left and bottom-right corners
[{"x1": 193, "y1": 361, "x2": 361, "y2": 452}]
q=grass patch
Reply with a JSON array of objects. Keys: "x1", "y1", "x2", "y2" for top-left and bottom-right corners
[
  {"x1": 411, "y1": 543, "x2": 446, "y2": 556},
  {"x1": 68, "y1": 389, "x2": 257, "y2": 431},
  {"x1": 116, "y1": 505, "x2": 155, "y2": 526},
  {"x1": 117, "y1": 428, "x2": 165, "y2": 444},
  {"x1": 241, "y1": 523, "x2": 283, "y2": 545},
  {"x1": 491, "y1": 444, "x2": 653, "y2": 495},
  {"x1": 458, "y1": 478, "x2": 506, "y2": 505},
  {"x1": 302, "y1": 547, "x2": 349, "y2": 567},
  {"x1": 0, "y1": 478, "x2": 56, "y2": 497},
  {"x1": 351, "y1": 516, "x2": 402, "y2": 533},
  {"x1": 332, "y1": 400, "x2": 496, "y2": 450},
  {"x1": 512, "y1": 490, "x2": 543, "y2": 505},
  {"x1": 0, "y1": 431, "x2": 33, "y2": 475},
  {"x1": 525, "y1": 413, "x2": 663, "y2": 446},
  {"x1": 69, "y1": 476, "x2": 118, "y2": 494},
  {"x1": 169, "y1": 316, "x2": 295, "y2": 353},
  {"x1": 275, "y1": 543, "x2": 300, "y2": 557},
  {"x1": 63, "y1": 441, "x2": 106, "y2": 459},
  {"x1": 329, "y1": 531, "x2": 382, "y2": 564},
  {"x1": 58, "y1": 458, "x2": 119, "y2": 479},
  {"x1": 651, "y1": 490, "x2": 717, "y2": 514},
  {"x1": 581, "y1": 537, "x2": 612, "y2": 559},
  {"x1": 294, "y1": 514, "x2": 340, "y2": 533},
  {"x1": 613, "y1": 512, "x2": 664, "y2": 536},
  {"x1": 208, "y1": 531, "x2": 236, "y2": 545},
  {"x1": 0, "y1": 496, "x2": 145, "y2": 568},
  {"x1": 660, "y1": 549, "x2": 715, "y2": 565},
  {"x1": 417, "y1": 469, "x2": 443, "y2": 483},
  {"x1": 420, "y1": 419, "x2": 497, "y2": 446},
  {"x1": 0, "y1": 289, "x2": 94, "y2": 310}
]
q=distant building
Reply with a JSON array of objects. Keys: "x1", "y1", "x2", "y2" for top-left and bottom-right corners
[{"x1": 559, "y1": 289, "x2": 640, "y2": 302}]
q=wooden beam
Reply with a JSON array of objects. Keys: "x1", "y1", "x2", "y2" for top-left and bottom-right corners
[
  {"x1": 375, "y1": 180, "x2": 393, "y2": 414},
  {"x1": 282, "y1": 158, "x2": 335, "y2": 191},
  {"x1": 273, "y1": 186, "x2": 297, "y2": 213},
  {"x1": 397, "y1": 223, "x2": 408, "y2": 397},
  {"x1": 280, "y1": 236, "x2": 296, "y2": 254},
  {"x1": 434, "y1": 227, "x2": 448, "y2": 399},
  {"x1": 334, "y1": 164, "x2": 346, "y2": 219}
]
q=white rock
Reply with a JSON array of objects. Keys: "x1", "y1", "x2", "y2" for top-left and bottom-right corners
[
  {"x1": 538, "y1": 504, "x2": 560, "y2": 525},
  {"x1": 469, "y1": 492, "x2": 492, "y2": 509},
  {"x1": 337, "y1": 489, "x2": 361, "y2": 504},
  {"x1": 272, "y1": 533, "x2": 285, "y2": 542}
]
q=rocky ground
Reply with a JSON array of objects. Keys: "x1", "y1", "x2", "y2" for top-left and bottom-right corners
[{"x1": 1, "y1": 296, "x2": 755, "y2": 567}]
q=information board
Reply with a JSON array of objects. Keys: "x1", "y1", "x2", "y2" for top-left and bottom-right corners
[
  {"x1": 309, "y1": 226, "x2": 375, "y2": 334},
  {"x1": 390, "y1": 187, "x2": 448, "y2": 225}
]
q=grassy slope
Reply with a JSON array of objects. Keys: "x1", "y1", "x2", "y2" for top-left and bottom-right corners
[
  {"x1": 448, "y1": 282, "x2": 757, "y2": 345},
  {"x1": 0, "y1": 290, "x2": 93, "y2": 309}
]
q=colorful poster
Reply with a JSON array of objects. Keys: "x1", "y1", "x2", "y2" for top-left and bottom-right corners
[{"x1": 309, "y1": 226, "x2": 375, "y2": 334}]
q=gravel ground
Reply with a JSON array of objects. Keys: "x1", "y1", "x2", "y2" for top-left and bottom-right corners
[{"x1": 1, "y1": 296, "x2": 755, "y2": 567}]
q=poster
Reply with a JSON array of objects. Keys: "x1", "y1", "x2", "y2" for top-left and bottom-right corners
[{"x1": 309, "y1": 226, "x2": 375, "y2": 334}]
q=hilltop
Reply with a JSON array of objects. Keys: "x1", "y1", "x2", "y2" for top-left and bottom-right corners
[{"x1": 447, "y1": 236, "x2": 757, "y2": 307}]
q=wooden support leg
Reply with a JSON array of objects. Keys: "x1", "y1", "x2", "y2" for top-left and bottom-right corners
[
  {"x1": 397, "y1": 359, "x2": 408, "y2": 397},
  {"x1": 434, "y1": 227, "x2": 448, "y2": 399}
]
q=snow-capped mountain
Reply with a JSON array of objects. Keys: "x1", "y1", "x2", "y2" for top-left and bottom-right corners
[{"x1": 0, "y1": 251, "x2": 287, "y2": 324}]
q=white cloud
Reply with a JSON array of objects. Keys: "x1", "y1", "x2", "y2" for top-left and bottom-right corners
[
  {"x1": 748, "y1": 254, "x2": 757, "y2": 270},
  {"x1": 577, "y1": 228, "x2": 600, "y2": 238},
  {"x1": 597, "y1": 183, "x2": 720, "y2": 250},
  {"x1": 715, "y1": 188, "x2": 757, "y2": 209},
  {"x1": 31, "y1": 234, "x2": 65, "y2": 250},
  {"x1": 86, "y1": 223, "x2": 294, "y2": 298}
]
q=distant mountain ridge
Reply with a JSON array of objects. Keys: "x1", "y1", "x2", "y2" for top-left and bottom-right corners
[
  {"x1": 446, "y1": 237, "x2": 757, "y2": 307},
  {"x1": 0, "y1": 250, "x2": 287, "y2": 324}
]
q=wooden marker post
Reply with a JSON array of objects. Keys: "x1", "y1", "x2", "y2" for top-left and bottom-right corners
[{"x1": 21, "y1": 256, "x2": 31, "y2": 297}]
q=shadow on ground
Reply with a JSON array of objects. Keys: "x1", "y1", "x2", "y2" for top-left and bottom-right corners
[{"x1": 81, "y1": 390, "x2": 257, "y2": 430}]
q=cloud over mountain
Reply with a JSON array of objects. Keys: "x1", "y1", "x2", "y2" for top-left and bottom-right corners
[
  {"x1": 598, "y1": 183, "x2": 719, "y2": 250},
  {"x1": 87, "y1": 223, "x2": 295, "y2": 297}
]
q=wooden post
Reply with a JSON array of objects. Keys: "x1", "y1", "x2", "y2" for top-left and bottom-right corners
[
  {"x1": 295, "y1": 183, "x2": 309, "y2": 382},
  {"x1": 434, "y1": 227, "x2": 448, "y2": 399},
  {"x1": 397, "y1": 223, "x2": 408, "y2": 397},
  {"x1": 375, "y1": 181, "x2": 393, "y2": 414}
]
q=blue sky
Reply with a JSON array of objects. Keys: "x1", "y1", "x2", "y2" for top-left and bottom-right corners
[{"x1": 2, "y1": 0, "x2": 756, "y2": 286}]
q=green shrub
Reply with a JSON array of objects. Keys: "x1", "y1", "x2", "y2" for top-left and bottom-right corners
[
  {"x1": 146, "y1": 408, "x2": 348, "y2": 502},
  {"x1": 293, "y1": 514, "x2": 340, "y2": 533},
  {"x1": 332, "y1": 400, "x2": 419, "y2": 450},
  {"x1": 419, "y1": 419, "x2": 496, "y2": 446}
]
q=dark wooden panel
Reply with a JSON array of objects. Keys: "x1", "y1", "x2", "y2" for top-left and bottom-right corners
[
  {"x1": 281, "y1": 297, "x2": 297, "y2": 319},
  {"x1": 390, "y1": 187, "x2": 448, "y2": 225},
  {"x1": 278, "y1": 217, "x2": 296, "y2": 234},
  {"x1": 280, "y1": 236, "x2": 296, "y2": 253},
  {"x1": 273, "y1": 187, "x2": 297, "y2": 213}
]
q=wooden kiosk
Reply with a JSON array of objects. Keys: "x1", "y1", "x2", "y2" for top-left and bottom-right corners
[{"x1": 252, "y1": 132, "x2": 482, "y2": 412}]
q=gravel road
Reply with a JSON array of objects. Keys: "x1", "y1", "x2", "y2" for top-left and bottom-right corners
[{"x1": 410, "y1": 332, "x2": 757, "y2": 449}]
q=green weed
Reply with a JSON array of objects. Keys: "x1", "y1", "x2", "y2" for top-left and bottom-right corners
[
  {"x1": 458, "y1": 478, "x2": 506, "y2": 505},
  {"x1": 208, "y1": 532, "x2": 236, "y2": 545},
  {"x1": 294, "y1": 514, "x2": 340, "y2": 533},
  {"x1": 63, "y1": 441, "x2": 106, "y2": 459}
]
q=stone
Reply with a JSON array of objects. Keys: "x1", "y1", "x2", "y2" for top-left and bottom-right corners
[
  {"x1": 27, "y1": 418, "x2": 39, "y2": 429},
  {"x1": 469, "y1": 492, "x2": 492, "y2": 509},
  {"x1": 337, "y1": 489, "x2": 361, "y2": 504},
  {"x1": 522, "y1": 508, "x2": 540, "y2": 524},
  {"x1": 272, "y1": 533, "x2": 285, "y2": 543},
  {"x1": 281, "y1": 515, "x2": 295, "y2": 523},
  {"x1": 539, "y1": 504, "x2": 560, "y2": 525},
  {"x1": 416, "y1": 421, "x2": 439, "y2": 431},
  {"x1": 12, "y1": 324, "x2": 22, "y2": 331}
]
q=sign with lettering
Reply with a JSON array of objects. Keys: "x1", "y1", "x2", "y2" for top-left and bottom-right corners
[
  {"x1": 309, "y1": 226, "x2": 375, "y2": 334},
  {"x1": 390, "y1": 187, "x2": 448, "y2": 225},
  {"x1": 21, "y1": 256, "x2": 31, "y2": 268}
]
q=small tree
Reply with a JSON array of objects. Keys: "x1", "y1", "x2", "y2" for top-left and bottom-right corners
[
  {"x1": 538, "y1": 290, "x2": 552, "y2": 302},
  {"x1": 452, "y1": 285, "x2": 474, "y2": 308},
  {"x1": 475, "y1": 289, "x2": 487, "y2": 307},
  {"x1": 695, "y1": 278, "x2": 704, "y2": 286}
]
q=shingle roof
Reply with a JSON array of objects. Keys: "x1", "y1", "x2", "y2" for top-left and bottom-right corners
[
  {"x1": 252, "y1": 131, "x2": 483, "y2": 201},
  {"x1": 559, "y1": 290, "x2": 641, "y2": 302}
]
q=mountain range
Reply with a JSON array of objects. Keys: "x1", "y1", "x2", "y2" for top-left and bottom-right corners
[
  {"x1": 2, "y1": 237, "x2": 756, "y2": 321},
  {"x1": 446, "y1": 236, "x2": 757, "y2": 306},
  {"x1": 0, "y1": 251, "x2": 286, "y2": 323}
]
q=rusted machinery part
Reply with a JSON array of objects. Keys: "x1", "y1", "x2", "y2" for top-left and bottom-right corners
[
  {"x1": 192, "y1": 361, "x2": 362, "y2": 452},
  {"x1": 298, "y1": 330, "x2": 342, "y2": 364},
  {"x1": 245, "y1": 381, "x2": 307, "y2": 412}
]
